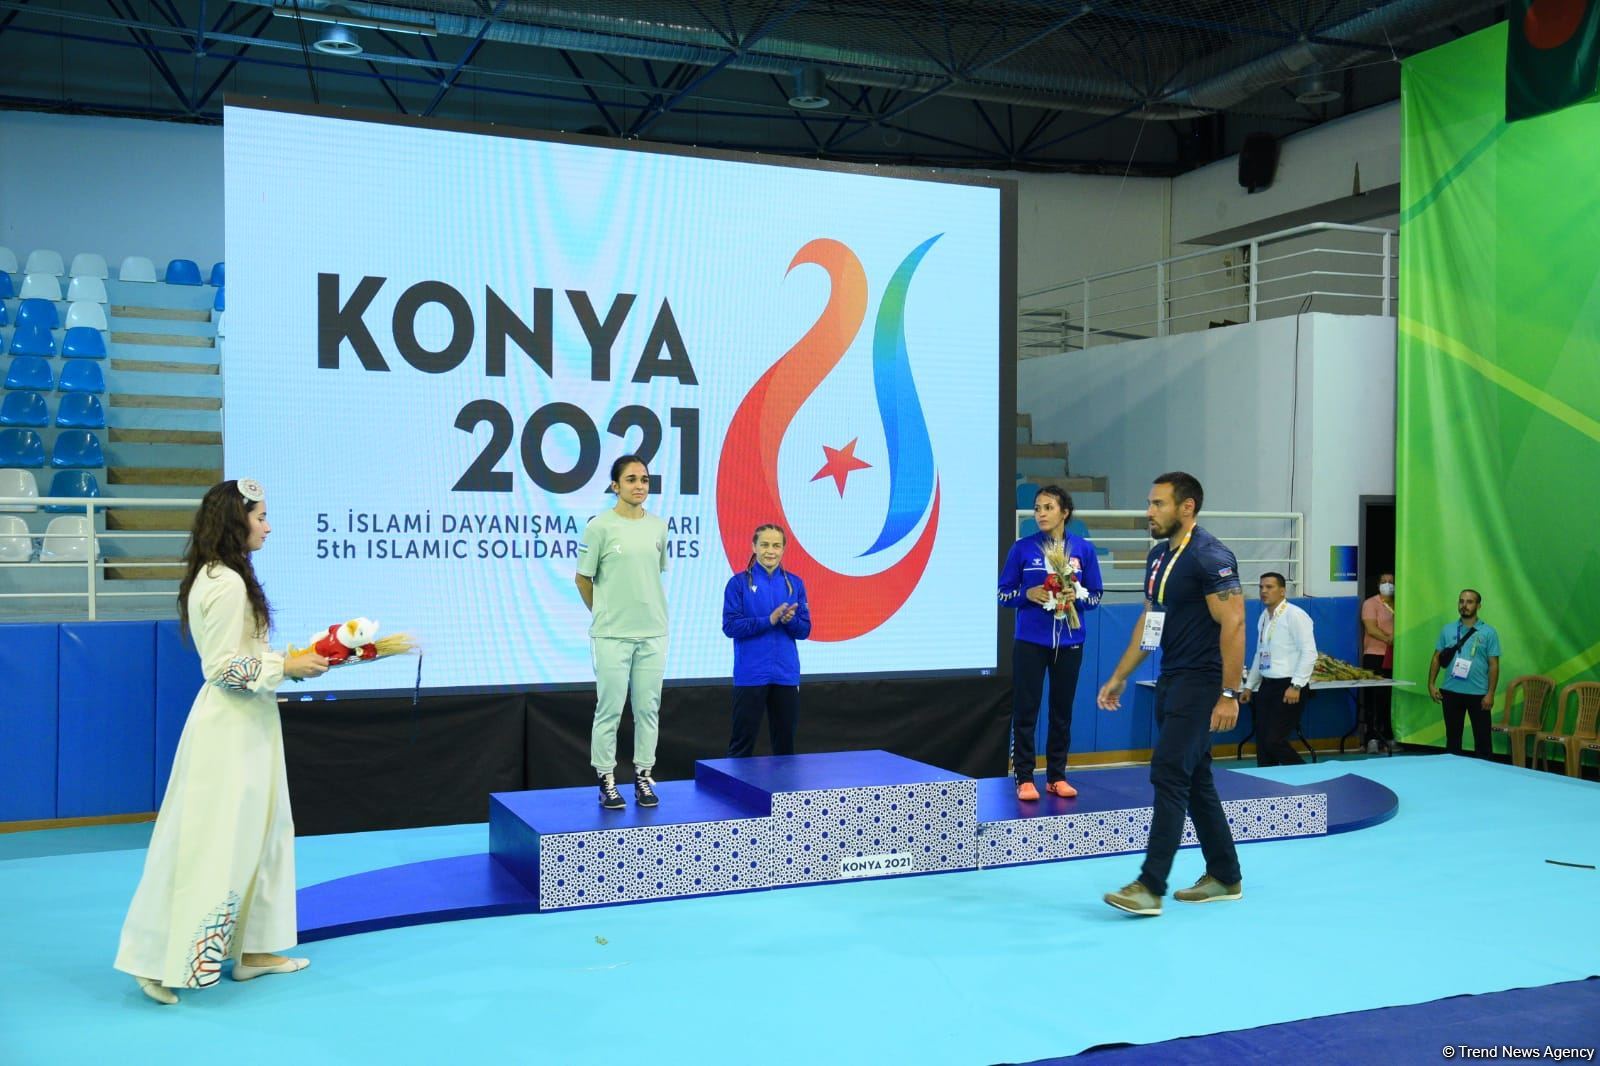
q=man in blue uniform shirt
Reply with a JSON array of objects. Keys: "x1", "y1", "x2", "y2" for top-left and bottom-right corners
[
  {"x1": 1097, "y1": 472, "x2": 1246, "y2": 916},
  {"x1": 1427, "y1": 588, "x2": 1500, "y2": 758}
]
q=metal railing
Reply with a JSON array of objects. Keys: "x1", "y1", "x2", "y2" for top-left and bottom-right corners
[
  {"x1": 1018, "y1": 222, "x2": 1397, "y2": 357},
  {"x1": 0, "y1": 496, "x2": 200, "y2": 620},
  {"x1": 1015, "y1": 510, "x2": 1305, "y2": 600}
]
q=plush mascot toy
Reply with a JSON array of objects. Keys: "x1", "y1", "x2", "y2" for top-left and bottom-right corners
[{"x1": 310, "y1": 617, "x2": 382, "y2": 664}]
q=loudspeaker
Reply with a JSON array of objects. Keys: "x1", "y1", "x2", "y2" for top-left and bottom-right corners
[{"x1": 1238, "y1": 132, "x2": 1279, "y2": 193}]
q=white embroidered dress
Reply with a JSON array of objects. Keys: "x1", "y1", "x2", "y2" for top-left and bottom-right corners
[{"x1": 114, "y1": 563, "x2": 296, "y2": 989}]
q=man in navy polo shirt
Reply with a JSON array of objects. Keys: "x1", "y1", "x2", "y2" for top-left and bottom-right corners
[{"x1": 1096, "y1": 471, "x2": 1246, "y2": 916}]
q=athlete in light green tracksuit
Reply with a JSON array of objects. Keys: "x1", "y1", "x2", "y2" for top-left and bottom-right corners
[{"x1": 575, "y1": 454, "x2": 669, "y2": 810}]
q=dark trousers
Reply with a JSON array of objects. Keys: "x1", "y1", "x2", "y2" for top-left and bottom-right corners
[
  {"x1": 728, "y1": 684, "x2": 800, "y2": 757},
  {"x1": 1011, "y1": 641, "x2": 1084, "y2": 783},
  {"x1": 1441, "y1": 689, "x2": 1492, "y2": 758},
  {"x1": 1253, "y1": 677, "x2": 1304, "y2": 767},
  {"x1": 1139, "y1": 672, "x2": 1242, "y2": 897},
  {"x1": 1360, "y1": 654, "x2": 1394, "y2": 743}
]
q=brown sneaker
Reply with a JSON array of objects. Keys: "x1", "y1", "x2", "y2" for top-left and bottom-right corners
[
  {"x1": 1016, "y1": 779, "x2": 1040, "y2": 801},
  {"x1": 1045, "y1": 779, "x2": 1078, "y2": 798},
  {"x1": 1103, "y1": 880, "x2": 1162, "y2": 916},
  {"x1": 1173, "y1": 874, "x2": 1243, "y2": 904}
]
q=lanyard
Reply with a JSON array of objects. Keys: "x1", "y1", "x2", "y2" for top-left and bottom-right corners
[
  {"x1": 1262, "y1": 600, "x2": 1287, "y2": 645},
  {"x1": 1154, "y1": 529, "x2": 1193, "y2": 606}
]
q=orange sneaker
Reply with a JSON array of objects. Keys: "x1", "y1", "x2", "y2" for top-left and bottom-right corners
[
  {"x1": 1016, "y1": 779, "x2": 1040, "y2": 801},
  {"x1": 1046, "y1": 780, "x2": 1078, "y2": 799}
]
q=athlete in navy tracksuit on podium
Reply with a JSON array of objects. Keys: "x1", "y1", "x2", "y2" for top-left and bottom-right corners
[
  {"x1": 998, "y1": 486, "x2": 1104, "y2": 800},
  {"x1": 722, "y1": 523, "x2": 812, "y2": 757}
]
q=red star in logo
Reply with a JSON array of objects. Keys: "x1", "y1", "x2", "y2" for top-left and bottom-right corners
[{"x1": 810, "y1": 438, "x2": 872, "y2": 496}]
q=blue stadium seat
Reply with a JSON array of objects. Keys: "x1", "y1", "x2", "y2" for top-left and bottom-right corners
[
  {"x1": 15, "y1": 299, "x2": 60, "y2": 330},
  {"x1": 214, "y1": 286, "x2": 225, "y2": 312},
  {"x1": 44, "y1": 470, "x2": 101, "y2": 513},
  {"x1": 165, "y1": 259, "x2": 202, "y2": 285},
  {"x1": 0, "y1": 391, "x2": 49, "y2": 428},
  {"x1": 0, "y1": 302, "x2": 8, "y2": 326},
  {"x1": 50, "y1": 430, "x2": 104, "y2": 468},
  {"x1": 57, "y1": 361, "x2": 105, "y2": 394},
  {"x1": 55, "y1": 393, "x2": 105, "y2": 429},
  {"x1": 0, "y1": 428, "x2": 46, "y2": 467},
  {"x1": 1015, "y1": 482, "x2": 1034, "y2": 510},
  {"x1": 61, "y1": 327, "x2": 107, "y2": 359},
  {"x1": 209, "y1": 261, "x2": 225, "y2": 286},
  {"x1": 0, "y1": 273, "x2": 13, "y2": 299},
  {"x1": 5, "y1": 357, "x2": 54, "y2": 392},
  {"x1": 9, "y1": 324, "x2": 57, "y2": 358}
]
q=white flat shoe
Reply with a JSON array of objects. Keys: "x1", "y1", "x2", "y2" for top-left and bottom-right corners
[
  {"x1": 231, "y1": 957, "x2": 310, "y2": 982},
  {"x1": 135, "y1": 976, "x2": 178, "y2": 1005}
]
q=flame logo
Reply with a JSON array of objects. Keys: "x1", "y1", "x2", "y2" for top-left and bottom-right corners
[{"x1": 716, "y1": 236, "x2": 942, "y2": 642}]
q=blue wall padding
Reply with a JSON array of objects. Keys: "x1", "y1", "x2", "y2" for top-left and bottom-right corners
[
  {"x1": 0, "y1": 624, "x2": 60, "y2": 820},
  {"x1": 57, "y1": 622, "x2": 156, "y2": 817},
  {"x1": 153, "y1": 620, "x2": 202, "y2": 808},
  {"x1": 1032, "y1": 598, "x2": 1361, "y2": 756}
]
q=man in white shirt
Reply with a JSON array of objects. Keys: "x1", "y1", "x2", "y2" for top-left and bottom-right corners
[{"x1": 1242, "y1": 572, "x2": 1317, "y2": 766}]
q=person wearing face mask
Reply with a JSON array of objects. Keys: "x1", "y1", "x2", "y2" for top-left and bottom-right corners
[
  {"x1": 997, "y1": 485, "x2": 1104, "y2": 800},
  {"x1": 1428, "y1": 588, "x2": 1500, "y2": 758},
  {"x1": 1241, "y1": 572, "x2": 1317, "y2": 767},
  {"x1": 722, "y1": 523, "x2": 811, "y2": 758},
  {"x1": 1360, "y1": 572, "x2": 1397, "y2": 753}
]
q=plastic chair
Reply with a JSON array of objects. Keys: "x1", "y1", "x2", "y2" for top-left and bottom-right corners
[
  {"x1": 214, "y1": 286, "x2": 225, "y2": 312},
  {"x1": 69, "y1": 253, "x2": 109, "y2": 279},
  {"x1": 1531, "y1": 683, "x2": 1600, "y2": 776},
  {"x1": 4, "y1": 357, "x2": 54, "y2": 391},
  {"x1": 0, "y1": 246, "x2": 17, "y2": 273},
  {"x1": 61, "y1": 327, "x2": 107, "y2": 359},
  {"x1": 24, "y1": 249, "x2": 64, "y2": 277},
  {"x1": 55, "y1": 393, "x2": 105, "y2": 429},
  {"x1": 50, "y1": 430, "x2": 104, "y2": 468},
  {"x1": 8, "y1": 325, "x2": 57, "y2": 358},
  {"x1": 214, "y1": 312, "x2": 226, "y2": 338},
  {"x1": 119, "y1": 256, "x2": 158, "y2": 283},
  {"x1": 0, "y1": 391, "x2": 49, "y2": 428},
  {"x1": 57, "y1": 361, "x2": 105, "y2": 394},
  {"x1": 1493, "y1": 675, "x2": 1556, "y2": 768},
  {"x1": 0, "y1": 301, "x2": 8, "y2": 325},
  {"x1": 208, "y1": 262, "x2": 225, "y2": 286},
  {"x1": 165, "y1": 259, "x2": 202, "y2": 286},
  {"x1": 0, "y1": 467, "x2": 39, "y2": 511},
  {"x1": 15, "y1": 298, "x2": 60, "y2": 330},
  {"x1": 44, "y1": 470, "x2": 101, "y2": 513},
  {"x1": 19, "y1": 274, "x2": 62, "y2": 301},
  {"x1": 66, "y1": 275, "x2": 108, "y2": 304},
  {"x1": 0, "y1": 513, "x2": 31, "y2": 561},
  {"x1": 63, "y1": 301, "x2": 109, "y2": 332},
  {"x1": 38, "y1": 514, "x2": 95, "y2": 563},
  {"x1": 0, "y1": 428, "x2": 46, "y2": 467},
  {"x1": 0, "y1": 274, "x2": 12, "y2": 300}
]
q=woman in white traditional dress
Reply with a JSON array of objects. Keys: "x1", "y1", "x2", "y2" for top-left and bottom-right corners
[{"x1": 115, "y1": 478, "x2": 329, "y2": 1004}]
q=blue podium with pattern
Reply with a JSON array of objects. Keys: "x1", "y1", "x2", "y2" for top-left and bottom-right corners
[{"x1": 296, "y1": 750, "x2": 1395, "y2": 940}]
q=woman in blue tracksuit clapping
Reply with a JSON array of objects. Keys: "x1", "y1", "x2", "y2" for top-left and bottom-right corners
[
  {"x1": 722, "y1": 523, "x2": 812, "y2": 757},
  {"x1": 998, "y1": 486, "x2": 1103, "y2": 800}
]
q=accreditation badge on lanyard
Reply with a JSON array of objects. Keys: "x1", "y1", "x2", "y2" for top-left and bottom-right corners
[{"x1": 1141, "y1": 531, "x2": 1192, "y2": 651}]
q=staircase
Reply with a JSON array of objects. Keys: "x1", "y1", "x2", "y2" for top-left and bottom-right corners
[{"x1": 100, "y1": 283, "x2": 220, "y2": 597}]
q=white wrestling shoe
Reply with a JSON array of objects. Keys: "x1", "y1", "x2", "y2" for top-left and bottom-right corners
[
  {"x1": 232, "y1": 957, "x2": 310, "y2": 982},
  {"x1": 135, "y1": 976, "x2": 178, "y2": 1005}
]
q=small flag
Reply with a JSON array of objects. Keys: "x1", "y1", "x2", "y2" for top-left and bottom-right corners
[{"x1": 1506, "y1": 0, "x2": 1600, "y2": 122}]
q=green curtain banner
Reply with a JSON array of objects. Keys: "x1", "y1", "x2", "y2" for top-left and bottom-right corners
[{"x1": 1398, "y1": 25, "x2": 1600, "y2": 753}]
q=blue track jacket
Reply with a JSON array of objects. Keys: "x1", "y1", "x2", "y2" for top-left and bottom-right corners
[
  {"x1": 722, "y1": 564, "x2": 811, "y2": 686},
  {"x1": 997, "y1": 531, "x2": 1104, "y2": 649}
]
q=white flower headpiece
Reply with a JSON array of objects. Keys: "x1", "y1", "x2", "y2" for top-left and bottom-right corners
[{"x1": 238, "y1": 478, "x2": 265, "y2": 503}]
